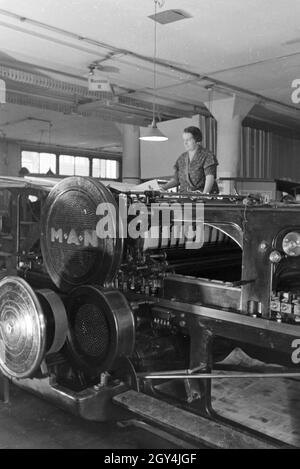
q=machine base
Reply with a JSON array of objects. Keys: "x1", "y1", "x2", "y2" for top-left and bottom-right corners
[
  {"x1": 10, "y1": 376, "x2": 130, "y2": 421},
  {"x1": 114, "y1": 390, "x2": 291, "y2": 449}
]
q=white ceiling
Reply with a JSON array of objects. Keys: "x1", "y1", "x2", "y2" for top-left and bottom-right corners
[{"x1": 1, "y1": 0, "x2": 300, "y2": 149}]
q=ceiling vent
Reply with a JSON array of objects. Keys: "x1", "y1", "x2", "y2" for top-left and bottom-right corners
[{"x1": 148, "y1": 9, "x2": 192, "y2": 25}]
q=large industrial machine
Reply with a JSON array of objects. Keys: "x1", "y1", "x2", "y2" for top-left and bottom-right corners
[{"x1": 0, "y1": 175, "x2": 300, "y2": 448}]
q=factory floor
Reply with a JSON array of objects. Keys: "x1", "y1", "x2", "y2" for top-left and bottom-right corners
[
  {"x1": 0, "y1": 383, "x2": 140, "y2": 450},
  {"x1": 212, "y1": 348, "x2": 300, "y2": 448},
  {"x1": 0, "y1": 349, "x2": 300, "y2": 449}
]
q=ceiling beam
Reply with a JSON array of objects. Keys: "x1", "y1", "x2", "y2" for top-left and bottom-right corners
[
  {"x1": 1, "y1": 7, "x2": 299, "y2": 119},
  {"x1": 1, "y1": 63, "x2": 197, "y2": 123}
]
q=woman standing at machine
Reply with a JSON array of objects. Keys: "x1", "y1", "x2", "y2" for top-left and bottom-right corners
[{"x1": 161, "y1": 126, "x2": 219, "y2": 194}]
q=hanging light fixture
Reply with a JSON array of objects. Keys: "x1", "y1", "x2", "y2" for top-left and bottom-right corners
[{"x1": 139, "y1": 0, "x2": 168, "y2": 142}]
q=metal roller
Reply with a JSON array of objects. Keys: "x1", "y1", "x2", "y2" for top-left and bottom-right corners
[
  {"x1": 35, "y1": 289, "x2": 68, "y2": 355},
  {"x1": 142, "y1": 223, "x2": 231, "y2": 251},
  {"x1": 40, "y1": 177, "x2": 123, "y2": 292},
  {"x1": 0, "y1": 276, "x2": 46, "y2": 379},
  {"x1": 65, "y1": 285, "x2": 135, "y2": 373}
]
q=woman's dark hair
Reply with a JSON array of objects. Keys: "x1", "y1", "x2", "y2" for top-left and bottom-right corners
[{"x1": 183, "y1": 126, "x2": 202, "y2": 143}]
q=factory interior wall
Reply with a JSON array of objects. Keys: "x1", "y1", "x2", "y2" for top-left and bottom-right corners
[
  {"x1": 141, "y1": 115, "x2": 300, "y2": 182},
  {"x1": 270, "y1": 133, "x2": 300, "y2": 181},
  {"x1": 241, "y1": 128, "x2": 300, "y2": 181},
  {"x1": 0, "y1": 125, "x2": 300, "y2": 182},
  {"x1": 140, "y1": 115, "x2": 200, "y2": 180}
]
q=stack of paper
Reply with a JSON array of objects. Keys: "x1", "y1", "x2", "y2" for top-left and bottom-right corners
[{"x1": 105, "y1": 179, "x2": 161, "y2": 192}]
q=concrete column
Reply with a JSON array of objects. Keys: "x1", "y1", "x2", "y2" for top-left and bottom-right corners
[
  {"x1": 205, "y1": 95, "x2": 255, "y2": 193},
  {"x1": 119, "y1": 124, "x2": 141, "y2": 184},
  {"x1": 0, "y1": 140, "x2": 20, "y2": 176}
]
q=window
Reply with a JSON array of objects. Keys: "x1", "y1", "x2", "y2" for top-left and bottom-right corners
[
  {"x1": 59, "y1": 155, "x2": 90, "y2": 176},
  {"x1": 59, "y1": 155, "x2": 74, "y2": 176},
  {"x1": 40, "y1": 153, "x2": 56, "y2": 174},
  {"x1": 21, "y1": 149, "x2": 120, "y2": 180},
  {"x1": 21, "y1": 151, "x2": 40, "y2": 173},
  {"x1": 92, "y1": 159, "x2": 119, "y2": 179},
  {"x1": 21, "y1": 151, "x2": 56, "y2": 174},
  {"x1": 75, "y1": 157, "x2": 89, "y2": 176}
]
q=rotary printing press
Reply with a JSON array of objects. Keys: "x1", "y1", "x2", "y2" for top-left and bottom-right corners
[{"x1": 0, "y1": 175, "x2": 300, "y2": 449}]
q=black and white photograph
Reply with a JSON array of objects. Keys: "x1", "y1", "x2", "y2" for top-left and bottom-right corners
[{"x1": 0, "y1": 0, "x2": 300, "y2": 452}]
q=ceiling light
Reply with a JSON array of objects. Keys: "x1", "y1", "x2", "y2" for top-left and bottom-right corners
[
  {"x1": 139, "y1": 0, "x2": 168, "y2": 142},
  {"x1": 148, "y1": 9, "x2": 192, "y2": 25},
  {"x1": 140, "y1": 119, "x2": 168, "y2": 141}
]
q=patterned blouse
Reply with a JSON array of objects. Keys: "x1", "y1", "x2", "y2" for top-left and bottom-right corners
[{"x1": 174, "y1": 146, "x2": 219, "y2": 193}]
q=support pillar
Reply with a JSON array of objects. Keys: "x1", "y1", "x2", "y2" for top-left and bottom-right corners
[
  {"x1": 205, "y1": 95, "x2": 255, "y2": 194},
  {"x1": 119, "y1": 124, "x2": 141, "y2": 185}
]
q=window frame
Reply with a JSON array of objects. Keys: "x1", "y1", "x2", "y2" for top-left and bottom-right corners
[{"x1": 21, "y1": 145, "x2": 122, "y2": 181}]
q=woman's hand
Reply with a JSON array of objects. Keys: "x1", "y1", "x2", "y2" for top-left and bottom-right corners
[{"x1": 160, "y1": 178, "x2": 178, "y2": 191}]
